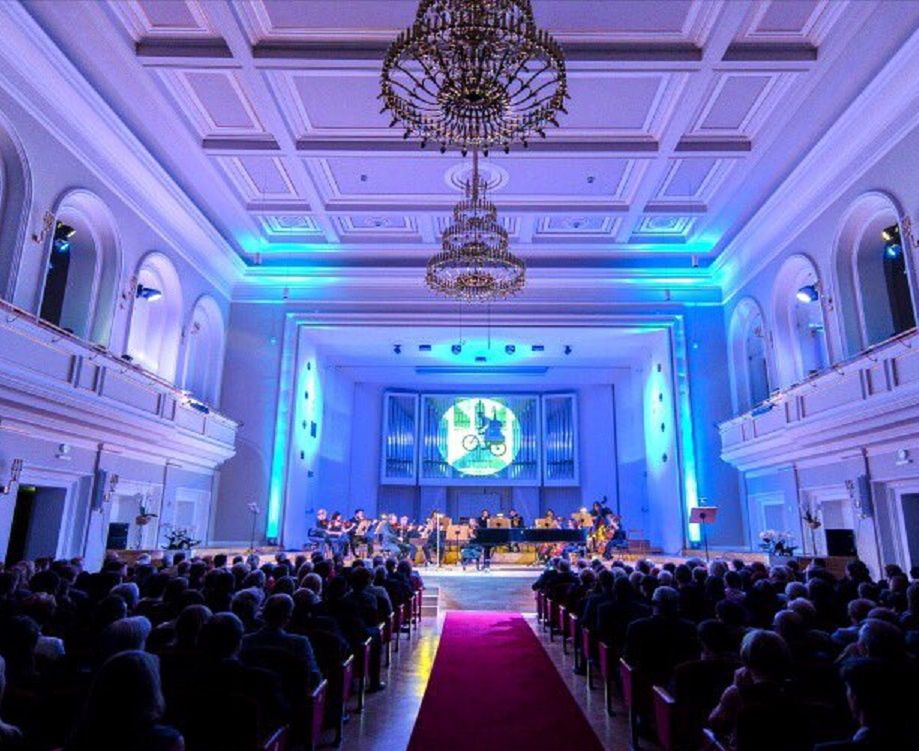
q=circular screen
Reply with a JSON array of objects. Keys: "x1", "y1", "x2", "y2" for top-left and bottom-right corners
[{"x1": 437, "y1": 397, "x2": 520, "y2": 476}]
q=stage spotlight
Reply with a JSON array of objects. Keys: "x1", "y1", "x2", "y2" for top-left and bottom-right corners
[
  {"x1": 451, "y1": 343, "x2": 462, "y2": 355},
  {"x1": 505, "y1": 344, "x2": 516, "y2": 355},
  {"x1": 795, "y1": 285, "x2": 819, "y2": 303},
  {"x1": 564, "y1": 345, "x2": 573, "y2": 355},
  {"x1": 532, "y1": 344, "x2": 545, "y2": 352},
  {"x1": 136, "y1": 284, "x2": 163, "y2": 301},
  {"x1": 393, "y1": 344, "x2": 402, "y2": 354}
]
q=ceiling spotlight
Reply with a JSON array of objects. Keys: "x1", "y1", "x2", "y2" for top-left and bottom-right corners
[
  {"x1": 393, "y1": 344, "x2": 402, "y2": 354},
  {"x1": 451, "y1": 344, "x2": 462, "y2": 355},
  {"x1": 564, "y1": 345, "x2": 573, "y2": 355},
  {"x1": 136, "y1": 284, "x2": 162, "y2": 301},
  {"x1": 881, "y1": 224, "x2": 900, "y2": 243},
  {"x1": 505, "y1": 344, "x2": 516, "y2": 355},
  {"x1": 795, "y1": 284, "x2": 819, "y2": 303},
  {"x1": 532, "y1": 344, "x2": 545, "y2": 352},
  {"x1": 55, "y1": 221, "x2": 76, "y2": 240}
]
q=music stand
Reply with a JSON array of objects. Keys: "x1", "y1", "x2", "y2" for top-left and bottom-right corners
[
  {"x1": 535, "y1": 518, "x2": 551, "y2": 529},
  {"x1": 571, "y1": 511, "x2": 593, "y2": 528},
  {"x1": 489, "y1": 517, "x2": 511, "y2": 529},
  {"x1": 690, "y1": 506, "x2": 718, "y2": 562}
]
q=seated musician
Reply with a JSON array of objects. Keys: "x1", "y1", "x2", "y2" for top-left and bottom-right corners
[
  {"x1": 591, "y1": 498, "x2": 613, "y2": 524},
  {"x1": 349, "y1": 508, "x2": 371, "y2": 556},
  {"x1": 326, "y1": 511, "x2": 349, "y2": 558},
  {"x1": 508, "y1": 509, "x2": 524, "y2": 528},
  {"x1": 477, "y1": 508, "x2": 491, "y2": 530},
  {"x1": 602, "y1": 514, "x2": 628, "y2": 559},
  {"x1": 459, "y1": 518, "x2": 486, "y2": 571},
  {"x1": 307, "y1": 508, "x2": 331, "y2": 552},
  {"x1": 398, "y1": 515, "x2": 418, "y2": 562},
  {"x1": 544, "y1": 509, "x2": 561, "y2": 529},
  {"x1": 379, "y1": 513, "x2": 411, "y2": 559}
]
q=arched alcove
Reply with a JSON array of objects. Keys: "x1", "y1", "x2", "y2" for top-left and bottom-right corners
[
  {"x1": 771, "y1": 254, "x2": 830, "y2": 387},
  {"x1": 0, "y1": 111, "x2": 31, "y2": 302},
  {"x1": 729, "y1": 297, "x2": 772, "y2": 414},
  {"x1": 125, "y1": 252, "x2": 184, "y2": 382},
  {"x1": 181, "y1": 295, "x2": 226, "y2": 405},
  {"x1": 834, "y1": 192, "x2": 916, "y2": 355},
  {"x1": 38, "y1": 190, "x2": 121, "y2": 344}
]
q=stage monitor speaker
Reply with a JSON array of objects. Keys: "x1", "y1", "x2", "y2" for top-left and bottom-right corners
[
  {"x1": 825, "y1": 528, "x2": 857, "y2": 557},
  {"x1": 106, "y1": 522, "x2": 129, "y2": 550}
]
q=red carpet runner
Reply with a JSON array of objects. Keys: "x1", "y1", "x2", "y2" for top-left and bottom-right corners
[{"x1": 408, "y1": 611, "x2": 605, "y2": 751}]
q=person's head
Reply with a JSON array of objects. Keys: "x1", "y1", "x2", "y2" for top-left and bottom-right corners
[
  {"x1": 316, "y1": 508, "x2": 327, "y2": 521},
  {"x1": 273, "y1": 576, "x2": 296, "y2": 597},
  {"x1": 698, "y1": 619, "x2": 736, "y2": 658},
  {"x1": 175, "y1": 604, "x2": 212, "y2": 648},
  {"x1": 784, "y1": 581, "x2": 807, "y2": 601},
  {"x1": 262, "y1": 594, "x2": 295, "y2": 630},
  {"x1": 399, "y1": 515, "x2": 409, "y2": 526},
  {"x1": 302, "y1": 572, "x2": 323, "y2": 595},
  {"x1": 354, "y1": 508, "x2": 365, "y2": 520},
  {"x1": 651, "y1": 586, "x2": 679, "y2": 617},
  {"x1": 331, "y1": 512, "x2": 342, "y2": 523},
  {"x1": 786, "y1": 597, "x2": 817, "y2": 626},
  {"x1": 724, "y1": 570, "x2": 742, "y2": 590},
  {"x1": 350, "y1": 565, "x2": 372, "y2": 592},
  {"x1": 480, "y1": 509, "x2": 490, "y2": 518},
  {"x1": 715, "y1": 599, "x2": 747, "y2": 629},
  {"x1": 99, "y1": 616, "x2": 152, "y2": 662},
  {"x1": 858, "y1": 618, "x2": 905, "y2": 661},
  {"x1": 597, "y1": 568, "x2": 614, "y2": 592},
  {"x1": 199, "y1": 612, "x2": 245, "y2": 660},
  {"x1": 772, "y1": 609, "x2": 805, "y2": 643},
  {"x1": 840, "y1": 658, "x2": 913, "y2": 734},
  {"x1": 75, "y1": 651, "x2": 165, "y2": 744},
  {"x1": 557, "y1": 559, "x2": 571, "y2": 574},
  {"x1": 908, "y1": 581, "x2": 919, "y2": 612},
  {"x1": 739, "y1": 629, "x2": 791, "y2": 681}
]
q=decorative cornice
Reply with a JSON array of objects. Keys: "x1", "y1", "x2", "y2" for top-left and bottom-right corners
[
  {"x1": 715, "y1": 27, "x2": 919, "y2": 301},
  {"x1": 0, "y1": 3, "x2": 245, "y2": 297}
]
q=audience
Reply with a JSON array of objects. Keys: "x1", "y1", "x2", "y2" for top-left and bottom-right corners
[
  {"x1": 533, "y1": 553, "x2": 919, "y2": 751},
  {"x1": 0, "y1": 550, "x2": 424, "y2": 751}
]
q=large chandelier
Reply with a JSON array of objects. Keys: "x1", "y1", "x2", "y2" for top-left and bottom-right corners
[
  {"x1": 426, "y1": 151, "x2": 525, "y2": 301},
  {"x1": 380, "y1": 0, "x2": 568, "y2": 153}
]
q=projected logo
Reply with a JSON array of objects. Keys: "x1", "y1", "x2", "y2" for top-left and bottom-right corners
[{"x1": 438, "y1": 397, "x2": 520, "y2": 476}]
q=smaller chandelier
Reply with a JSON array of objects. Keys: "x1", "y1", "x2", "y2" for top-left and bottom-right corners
[
  {"x1": 426, "y1": 152, "x2": 525, "y2": 301},
  {"x1": 381, "y1": 0, "x2": 568, "y2": 153}
]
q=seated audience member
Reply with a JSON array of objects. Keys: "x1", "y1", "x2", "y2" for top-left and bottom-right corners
[
  {"x1": 708, "y1": 629, "x2": 799, "y2": 751},
  {"x1": 814, "y1": 658, "x2": 919, "y2": 750},
  {"x1": 670, "y1": 619, "x2": 742, "y2": 724},
  {"x1": 241, "y1": 594, "x2": 322, "y2": 689},
  {"x1": 195, "y1": 613, "x2": 288, "y2": 733},
  {"x1": 97, "y1": 615, "x2": 152, "y2": 664},
  {"x1": 832, "y1": 598, "x2": 876, "y2": 646},
  {"x1": 623, "y1": 586, "x2": 698, "y2": 685},
  {"x1": 66, "y1": 650, "x2": 183, "y2": 751},
  {"x1": 597, "y1": 574, "x2": 651, "y2": 649},
  {"x1": 0, "y1": 656, "x2": 24, "y2": 749}
]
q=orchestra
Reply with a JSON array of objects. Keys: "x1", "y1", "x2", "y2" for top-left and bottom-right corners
[{"x1": 305, "y1": 500, "x2": 626, "y2": 565}]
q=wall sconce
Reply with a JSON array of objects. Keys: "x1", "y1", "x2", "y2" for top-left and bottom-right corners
[
  {"x1": 31, "y1": 211, "x2": 55, "y2": 245},
  {"x1": 104, "y1": 473, "x2": 120, "y2": 504},
  {"x1": 1, "y1": 459, "x2": 23, "y2": 495}
]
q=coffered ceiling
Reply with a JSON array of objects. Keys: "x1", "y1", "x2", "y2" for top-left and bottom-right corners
[{"x1": 20, "y1": 0, "x2": 919, "y2": 286}]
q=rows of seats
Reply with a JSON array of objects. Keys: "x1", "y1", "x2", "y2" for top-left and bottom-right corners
[
  {"x1": 533, "y1": 556, "x2": 919, "y2": 751},
  {"x1": 0, "y1": 550, "x2": 424, "y2": 751}
]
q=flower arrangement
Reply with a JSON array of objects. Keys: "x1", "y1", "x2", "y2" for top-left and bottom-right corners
[
  {"x1": 134, "y1": 504, "x2": 157, "y2": 527},
  {"x1": 759, "y1": 529, "x2": 797, "y2": 556},
  {"x1": 162, "y1": 528, "x2": 201, "y2": 551},
  {"x1": 802, "y1": 509, "x2": 822, "y2": 530}
]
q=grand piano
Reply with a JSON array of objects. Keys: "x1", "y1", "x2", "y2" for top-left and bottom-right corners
[{"x1": 472, "y1": 527, "x2": 588, "y2": 545}]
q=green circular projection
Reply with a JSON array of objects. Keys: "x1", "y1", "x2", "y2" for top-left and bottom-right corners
[{"x1": 438, "y1": 397, "x2": 520, "y2": 476}]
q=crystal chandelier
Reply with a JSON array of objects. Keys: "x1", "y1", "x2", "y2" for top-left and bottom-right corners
[
  {"x1": 426, "y1": 151, "x2": 525, "y2": 301},
  {"x1": 380, "y1": 0, "x2": 568, "y2": 153}
]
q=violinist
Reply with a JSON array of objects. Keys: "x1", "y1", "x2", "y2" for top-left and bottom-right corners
[{"x1": 349, "y1": 508, "x2": 371, "y2": 556}]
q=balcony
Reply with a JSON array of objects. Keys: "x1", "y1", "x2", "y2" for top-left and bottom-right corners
[
  {"x1": 0, "y1": 298, "x2": 237, "y2": 468},
  {"x1": 719, "y1": 328, "x2": 919, "y2": 473}
]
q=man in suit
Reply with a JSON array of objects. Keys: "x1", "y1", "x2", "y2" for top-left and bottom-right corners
[
  {"x1": 623, "y1": 586, "x2": 699, "y2": 686},
  {"x1": 242, "y1": 594, "x2": 322, "y2": 689}
]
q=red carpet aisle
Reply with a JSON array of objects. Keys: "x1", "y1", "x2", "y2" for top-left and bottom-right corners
[{"x1": 408, "y1": 611, "x2": 605, "y2": 751}]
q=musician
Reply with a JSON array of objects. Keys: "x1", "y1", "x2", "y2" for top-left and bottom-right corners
[
  {"x1": 591, "y1": 499, "x2": 613, "y2": 527},
  {"x1": 379, "y1": 513, "x2": 411, "y2": 559},
  {"x1": 507, "y1": 509, "x2": 524, "y2": 552},
  {"x1": 472, "y1": 515, "x2": 492, "y2": 570},
  {"x1": 544, "y1": 509, "x2": 561, "y2": 529},
  {"x1": 602, "y1": 514, "x2": 628, "y2": 559},
  {"x1": 459, "y1": 518, "x2": 486, "y2": 571},
  {"x1": 426, "y1": 512, "x2": 447, "y2": 564},
  {"x1": 349, "y1": 508, "x2": 371, "y2": 556},
  {"x1": 398, "y1": 515, "x2": 418, "y2": 562},
  {"x1": 307, "y1": 508, "x2": 331, "y2": 554},
  {"x1": 477, "y1": 508, "x2": 491, "y2": 530},
  {"x1": 326, "y1": 511, "x2": 349, "y2": 557}
]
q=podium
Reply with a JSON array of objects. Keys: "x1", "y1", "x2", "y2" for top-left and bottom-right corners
[{"x1": 690, "y1": 506, "x2": 718, "y2": 562}]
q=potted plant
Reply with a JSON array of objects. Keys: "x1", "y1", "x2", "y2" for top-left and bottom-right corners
[
  {"x1": 759, "y1": 529, "x2": 798, "y2": 562},
  {"x1": 162, "y1": 527, "x2": 201, "y2": 555}
]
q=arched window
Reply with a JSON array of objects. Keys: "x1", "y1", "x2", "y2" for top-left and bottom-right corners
[
  {"x1": 181, "y1": 295, "x2": 225, "y2": 405},
  {"x1": 37, "y1": 191, "x2": 121, "y2": 344},
  {"x1": 126, "y1": 253, "x2": 183, "y2": 382},
  {"x1": 729, "y1": 298, "x2": 772, "y2": 413},
  {"x1": 0, "y1": 112, "x2": 31, "y2": 302},
  {"x1": 772, "y1": 255, "x2": 830, "y2": 387},
  {"x1": 835, "y1": 192, "x2": 916, "y2": 355}
]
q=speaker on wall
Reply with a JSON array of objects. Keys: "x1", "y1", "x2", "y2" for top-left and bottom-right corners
[
  {"x1": 106, "y1": 522, "x2": 129, "y2": 550},
  {"x1": 825, "y1": 528, "x2": 857, "y2": 557}
]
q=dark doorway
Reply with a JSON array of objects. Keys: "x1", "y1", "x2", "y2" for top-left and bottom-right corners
[{"x1": 5, "y1": 485, "x2": 66, "y2": 565}]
